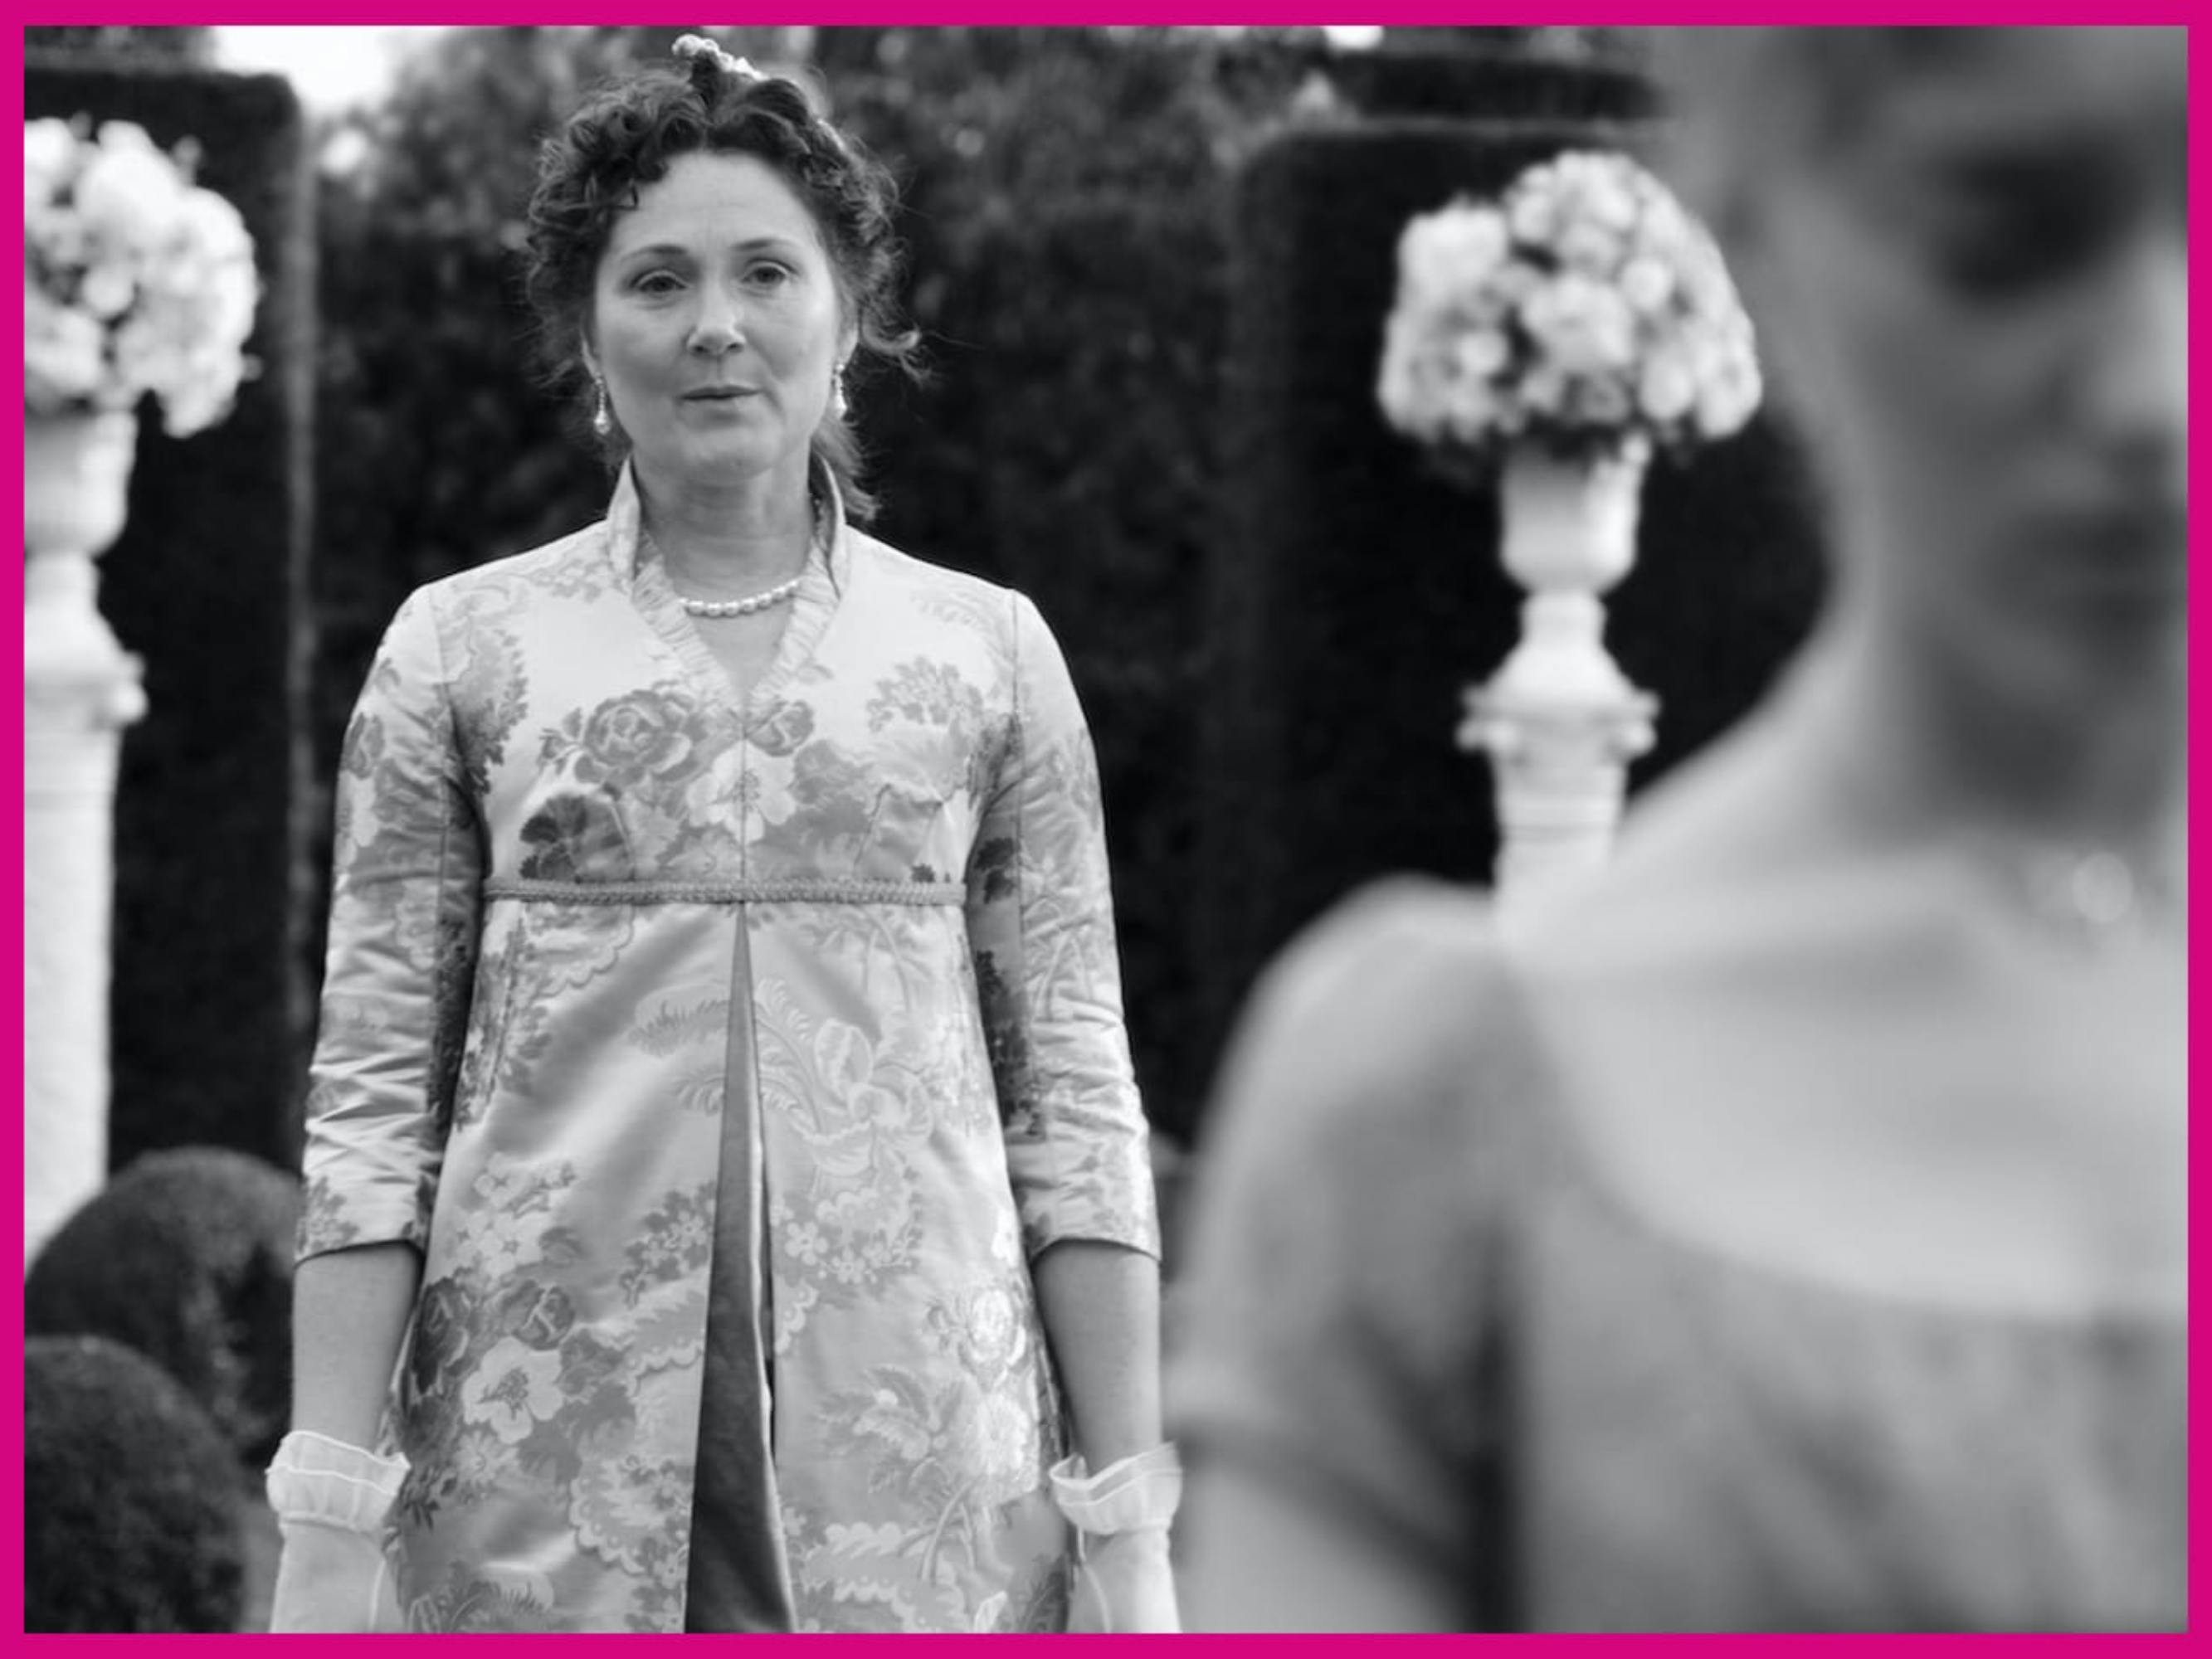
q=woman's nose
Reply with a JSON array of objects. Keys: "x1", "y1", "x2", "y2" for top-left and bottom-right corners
[
  {"x1": 2081, "y1": 230, "x2": 2185, "y2": 477},
  {"x1": 687, "y1": 285, "x2": 744, "y2": 355}
]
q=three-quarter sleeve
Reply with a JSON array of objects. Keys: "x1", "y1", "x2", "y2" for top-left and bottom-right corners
[
  {"x1": 1168, "y1": 879, "x2": 1518, "y2": 1621},
  {"x1": 296, "y1": 587, "x2": 484, "y2": 1263},
  {"x1": 965, "y1": 591, "x2": 1159, "y2": 1262}
]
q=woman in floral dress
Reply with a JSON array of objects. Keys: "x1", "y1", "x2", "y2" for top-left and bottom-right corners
[{"x1": 266, "y1": 38, "x2": 1178, "y2": 1633}]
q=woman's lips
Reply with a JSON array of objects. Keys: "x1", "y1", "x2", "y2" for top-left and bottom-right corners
[{"x1": 2023, "y1": 505, "x2": 2190, "y2": 606}]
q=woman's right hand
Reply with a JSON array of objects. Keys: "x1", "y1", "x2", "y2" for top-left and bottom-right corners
[
  {"x1": 268, "y1": 1520, "x2": 400, "y2": 1632},
  {"x1": 264, "y1": 1429, "x2": 408, "y2": 1632}
]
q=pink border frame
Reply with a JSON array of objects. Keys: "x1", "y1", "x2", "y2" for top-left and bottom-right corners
[{"x1": 7, "y1": 10, "x2": 2200, "y2": 1652}]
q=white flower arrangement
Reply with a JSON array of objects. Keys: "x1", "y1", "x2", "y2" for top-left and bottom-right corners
[
  {"x1": 1377, "y1": 148, "x2": 1761, "y2": 474},
  {"x1": 24, "y1": 116, "x2": 261, "y2": 440}
]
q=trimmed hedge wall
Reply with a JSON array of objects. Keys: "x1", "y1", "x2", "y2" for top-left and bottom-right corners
[
  {"x1": 1190, "y1": 109, "x2": 1827, "y2": 1121},
  {"x1": 1331, "y1": 39, "x2": 1657, "y2": 121},
  {"x1": 26, "y1": 53, "x2": 318, "y2": 1173},
  {"x1": 840, "y1": 31, "x2": 1264, "y2": 1146}
]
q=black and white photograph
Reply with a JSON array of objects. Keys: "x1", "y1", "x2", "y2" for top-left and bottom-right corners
[{"x1": 19, "y1": 23, "x2": 2185, "y2": 1634}]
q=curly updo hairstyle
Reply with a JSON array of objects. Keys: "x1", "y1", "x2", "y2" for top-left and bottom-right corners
[{"x1": 524, "y1": 46, "x2": 920, "y2": 520}]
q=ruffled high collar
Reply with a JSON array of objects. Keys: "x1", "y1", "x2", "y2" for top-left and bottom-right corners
[{"x1": 603, "y1": 458, "x2": 853, "y2": 597}]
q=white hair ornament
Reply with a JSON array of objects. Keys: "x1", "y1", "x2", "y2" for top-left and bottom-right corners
[{"x1": 673, "y1": 33, "x2": 761, "y2": 83}]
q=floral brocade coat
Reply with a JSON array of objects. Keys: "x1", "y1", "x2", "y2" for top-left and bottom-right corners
[{"x1": 298, "y1": 469, "x2": 1159, "y2": 1632}]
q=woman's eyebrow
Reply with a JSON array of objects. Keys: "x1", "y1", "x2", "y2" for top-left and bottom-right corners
[
  {"x1": 1922, "y1": 139, "x2": 2123, "y2": 200},
  {"x1": 612, "y1": 236, "x2": 805, "y2": 260}
]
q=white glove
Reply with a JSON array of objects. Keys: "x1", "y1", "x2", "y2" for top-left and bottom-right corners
[
  {"x1": 264, "y1": 1430, "x2": 407, "y2": 1632},
  {"x1": 1050, "y1": 1444, "x2": 1182, "y2": 1633}
]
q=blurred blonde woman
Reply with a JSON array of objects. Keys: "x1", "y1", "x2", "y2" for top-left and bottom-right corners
[{"x1": 1174, "y1": 27, "x2": 2184, "y2": 1632}]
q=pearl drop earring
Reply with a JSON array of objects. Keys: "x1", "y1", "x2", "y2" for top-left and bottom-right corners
[{"x1": 590, "y1": 375, "x2": 612, "y2": 439}]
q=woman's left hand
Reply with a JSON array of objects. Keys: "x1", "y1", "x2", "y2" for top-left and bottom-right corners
[{"x1": 1069, "y1": 1528, "x2": 1180, "y2": 1633}]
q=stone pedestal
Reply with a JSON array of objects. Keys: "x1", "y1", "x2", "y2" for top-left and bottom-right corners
[
  {"x1": 28, "y1": 55, "x2": 317, "y2": 1178},
  {"x1": 1461, "y1": 443, "x2": 1657, "y2": 902},
  {"x1": 24, "y1": 411, "x2": 146, "y2": 1267}
]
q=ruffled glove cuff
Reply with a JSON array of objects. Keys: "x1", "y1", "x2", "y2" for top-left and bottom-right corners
[
  {"x1": 266, "y1": 1430, "x2": 408, "y2": 1535},
  {"x1": 1048, "y1": 1443, "x2": 1182, "y2": 1537}
]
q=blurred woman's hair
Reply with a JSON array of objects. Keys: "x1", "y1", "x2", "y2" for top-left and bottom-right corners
[
  {"x1": 1654, "y1": 27, "x2": 1973, "y2": 231},
  {"x1": 1649, "y1": 28, "x2": 1976, "y2": 492}
]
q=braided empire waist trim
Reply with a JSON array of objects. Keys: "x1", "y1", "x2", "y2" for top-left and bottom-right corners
[{"x1": 481, "y1": 877, "x2": 967, "y2": 907}]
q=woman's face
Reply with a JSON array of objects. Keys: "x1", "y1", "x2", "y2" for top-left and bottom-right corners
[
  {"x1": 1757, "y1": 29, "x2": 2186, "y2": 704},
  {"x1": 587, "y1": 150, "x2": 851, "y2": 504}
]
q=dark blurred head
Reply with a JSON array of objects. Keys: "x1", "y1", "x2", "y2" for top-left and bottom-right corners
[
  {"x1": 1659, "y1": 27, "x2": 2186, "y2": 711},
  {"x1": 25, "y1": 1335, "x2": 247, "y2": 1632},
  {"x1": 524, "y1": 40, "x2": 919, "y2": 518}
]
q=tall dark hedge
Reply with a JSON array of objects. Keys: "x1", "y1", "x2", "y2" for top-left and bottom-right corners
[
  {"x1": 26, "y1": 54, "x2": 318, "y2": 1173},
  {"x1": 1190, "y1": 104, "x2": 1827, "y2": 1125},
  {"x1": 24, "y1": 1335, "x2": 249, "y2": 1632},
  {"x1": 1334, "y1": 36, "x2": 1654, "y2": 120},
  {"x1": 834, "y1": 28, "x2": 1323, "y2": 1143}
]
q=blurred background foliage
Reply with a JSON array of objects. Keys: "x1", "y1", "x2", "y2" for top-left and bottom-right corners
[
  {"x1": 306, "y1": 25, "x2": 1347, "y2": 1135},
  {"x1": 31, "y1": 25, "x2": 1786, "y2": 1148},
  {"x1": 25, "y1": 25, "x2": 216, "y2": 61}
]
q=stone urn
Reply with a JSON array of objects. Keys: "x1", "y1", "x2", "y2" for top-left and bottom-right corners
[{"x1": 1460, "y1": 440, "x2": 1658, "y2": 902}]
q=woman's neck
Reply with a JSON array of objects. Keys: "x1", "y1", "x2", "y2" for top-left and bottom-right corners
[
  {"x1": 1793, "y1": 613, "x2": 2185, "y2": 871},
  {"x1": 633, "y1": 458, "x2": 816, "y2": 592}
]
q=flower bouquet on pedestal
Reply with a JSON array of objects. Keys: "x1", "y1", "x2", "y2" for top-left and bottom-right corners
[
  {"x1": 1375, "y1": 148, "x2": 1762, "y2": 895},
  {"x1": 26, "y1": 114, "x2": 260, "y2": 446},
  {"x1": 23, "y1": 113, "x2": 261, "y2": 684}
]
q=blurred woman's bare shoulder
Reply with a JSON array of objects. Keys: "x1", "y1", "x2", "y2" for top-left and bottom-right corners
[
  {"x1": 1219, "y1": 876, "x2": 1518, "y2": 1132},
  {"x1": 1505, "y1": 700, "x2": 1901, "y2": 995}
]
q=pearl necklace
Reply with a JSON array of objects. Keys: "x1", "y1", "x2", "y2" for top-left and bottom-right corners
[
  {"x1": 1971, "y1": 831, "x2": 2184, "y2": 955},
  {"x1": 656, "y1": 502, "x2": 824, "y2": 620},
  {"x1": 677, "y1": 576, "x2": 802, "y2": 619}
]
